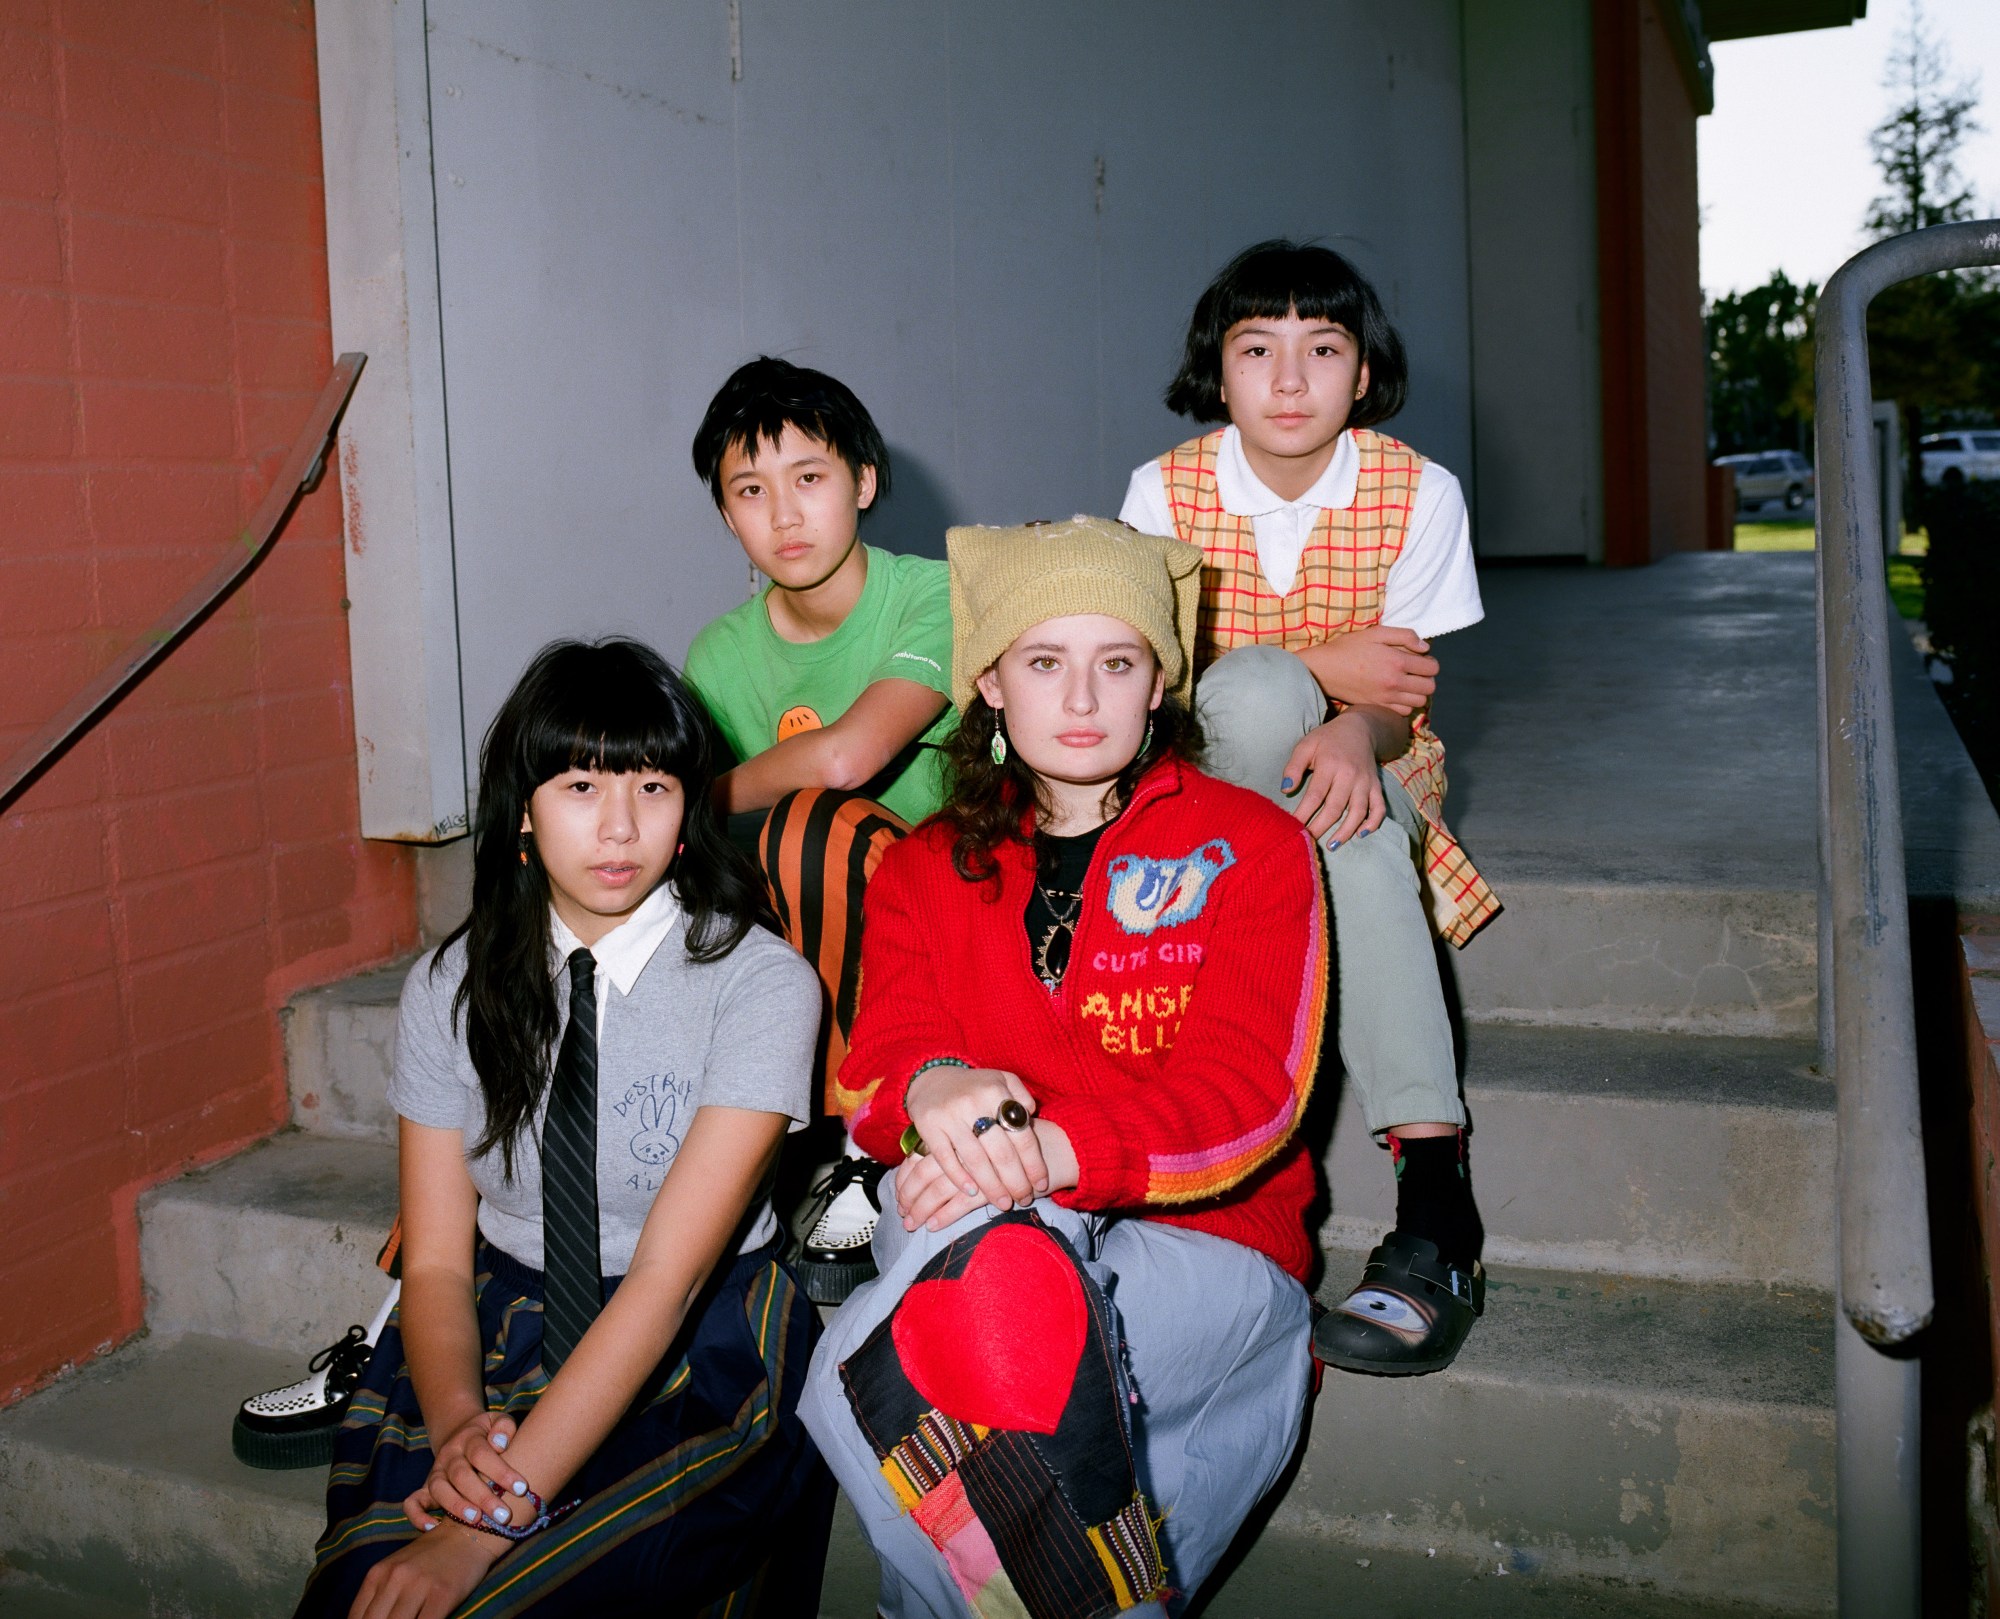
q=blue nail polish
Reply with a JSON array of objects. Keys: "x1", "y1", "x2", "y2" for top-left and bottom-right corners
[
  {"x1": 512, "y1": 1480, "x2": 528, "y2": 1495},
  {"x1": 492, "y1": 1505, "x2": 510, "y2": 1526},
  {"x1": 1280, "y1": 776, "x2": 1295, "y2": 792},
  {"x1": 491, "y1": 1432, "x2": 508, "y2": 1451},
  {"x1": 1327, "y1": 839, "x2": 1341, "y2": 850},
  {"x1": 1358, "y1": 828, "x2": 1371, "y2": 838},
  {"x1": 464, "y1": 1508, "x2": 479, "y2": 1522}
]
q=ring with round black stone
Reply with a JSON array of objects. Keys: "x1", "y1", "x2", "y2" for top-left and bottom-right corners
[
  {"x1": 997, "y1": 1099, "x2": 1031, "y2": 1132},
  {"x1": 970, "y1": 1115, "x2": 996, "y2": 1137}
]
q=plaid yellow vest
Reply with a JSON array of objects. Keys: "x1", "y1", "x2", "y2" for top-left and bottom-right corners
[{"x1": 1158, "y1": 427, "x2": 1500, "y2": 946}]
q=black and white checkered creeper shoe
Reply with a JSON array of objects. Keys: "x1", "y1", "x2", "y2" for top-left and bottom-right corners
[
  {"x1": 784, "y1": 1157, "x2": 886, "y2": 1306},
  {"x1": 231, "y1": 1323, "x2": 374, "y2": 1470}
]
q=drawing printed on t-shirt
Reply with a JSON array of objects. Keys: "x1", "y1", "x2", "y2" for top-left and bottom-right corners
[
  {"x1": 615, "y1": 1070, "x2": 694, "y2": 1191},
  {"x1": 777, "y1": 705, "x2": 823, "y2": 741}
]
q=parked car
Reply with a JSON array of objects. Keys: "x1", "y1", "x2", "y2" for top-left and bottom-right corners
[
  {"x1": 1919, "y1": 431, "x2": 2000, "y2": 487},
  {"x1": 1715, "y1": 449, "x2": 1814, "y2": 512}
]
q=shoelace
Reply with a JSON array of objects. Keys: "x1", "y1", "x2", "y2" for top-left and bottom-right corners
[
  {"x1": 308, "y1": 1323, "x2": 373, "y2": 1393},
  {"x1": 809, "y1": 1157, "x2": 884, "y2": 1209}
]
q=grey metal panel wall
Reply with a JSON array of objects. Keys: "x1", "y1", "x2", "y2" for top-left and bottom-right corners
[
  {"x1": 1463, "y1": 0, "x2": 1603, "y2": 559},
  {"x1": 421, "y1": 1, "x2": 1473, "y2": 783}
]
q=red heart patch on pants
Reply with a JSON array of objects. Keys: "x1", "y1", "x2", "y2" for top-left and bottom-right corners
[{"x1": 891, "y1": 1222, "x2": 1088, "y2": 1435}]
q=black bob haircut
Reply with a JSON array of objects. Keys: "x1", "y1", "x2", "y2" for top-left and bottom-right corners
[
  {"x1": 690, "y1": 355, "x2": 892, "y2": 510},
  {"x1": 1164, "y1": 239, "x2": 1408, "y2": 428}
]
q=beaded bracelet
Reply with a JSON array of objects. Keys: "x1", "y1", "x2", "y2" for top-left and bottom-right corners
[
  {"x1": 900, "y1": 1057, "x2": 970, "y2": 1156},
  {"x1": 454, "y1": 1486, "x2": 579, "y2": 1543}
]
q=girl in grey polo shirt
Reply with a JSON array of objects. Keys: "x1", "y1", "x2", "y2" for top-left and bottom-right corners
[{"x1": 296, "y1": 639, "x2": 831, "y2": 1619}]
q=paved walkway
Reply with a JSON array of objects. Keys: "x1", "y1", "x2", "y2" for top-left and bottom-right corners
[{"x1": 1436, "y1": 551, "x2": 2000, "y2": 910}]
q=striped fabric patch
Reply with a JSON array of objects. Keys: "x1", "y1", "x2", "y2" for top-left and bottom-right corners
[
  {"x1": 1086, "y1": 1493, "x2": 1167, "y2": 1612},
  {"x1": 881, "y1": 1409, "x2": 990, "y2": 1511}
]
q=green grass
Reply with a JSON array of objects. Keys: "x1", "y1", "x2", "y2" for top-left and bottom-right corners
[
  {"x1": 1733, "y1": 520, "x2": 1929, "y2": 619},
  {"x1": 1733, "y1": 519, "x2": 1815, "y2": 551}
]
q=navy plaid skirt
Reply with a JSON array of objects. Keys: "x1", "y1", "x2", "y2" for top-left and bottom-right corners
[{"x1": 296, "y1": 1238, "x2": 832, "y2": 1619}]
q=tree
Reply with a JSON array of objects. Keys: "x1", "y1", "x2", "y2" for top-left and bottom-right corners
[
  {"x1": 1865, "y1": 0, "x2": 1981, "y2": 239},
  {"x1": 1706, "y1": 273, "x2": 1817, "y2": 457},
  {"x1": 1861, "y1": 1, "x2": 1989, "y2": 507}
]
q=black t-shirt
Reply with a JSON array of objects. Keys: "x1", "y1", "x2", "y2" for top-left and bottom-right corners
[{"x1": 1024, "y1": 819, "x2": 1112, "y2": 991}]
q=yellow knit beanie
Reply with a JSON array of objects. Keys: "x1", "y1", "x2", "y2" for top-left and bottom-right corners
[{"x1": 946, "y1": 516, "x2": 1205, "y2": 710}]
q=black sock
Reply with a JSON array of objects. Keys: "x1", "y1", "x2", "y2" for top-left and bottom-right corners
[{"x1": 1390, "y1": 1132, "x2": 1484, "y2": 1274}]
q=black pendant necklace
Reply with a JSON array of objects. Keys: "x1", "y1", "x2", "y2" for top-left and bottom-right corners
[{"x1": 1033, "y1": 884, "x2": 1084, "y2": 990}]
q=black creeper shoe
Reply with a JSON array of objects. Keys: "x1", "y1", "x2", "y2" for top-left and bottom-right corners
[
  {"x1": 1313, "y1": 1231, "x2": 1483, "y2": 1377},
  {"x1": 232, "y1": 1324, "x2": 374, "y2": 1470},
  {"x1": 785, "y1": 1157, "x2": 887, "y2": 1306}
]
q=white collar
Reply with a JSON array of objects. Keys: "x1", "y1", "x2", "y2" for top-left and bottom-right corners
[
  {"x1": 1215, "y1": 424, "x2": 1359, "y2": 517},
  {"x1": 548, "y1": 882, "x2": 682, "y2": 997}
]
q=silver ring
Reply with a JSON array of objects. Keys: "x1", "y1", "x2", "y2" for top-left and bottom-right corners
[{"x1": 970, "y1": 1116, "x2": 996, "y2": 1137}]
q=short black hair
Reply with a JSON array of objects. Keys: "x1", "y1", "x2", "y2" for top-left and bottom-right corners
[
  {"x1": 1164, "y1": 239, "x2": 1408, "y2": 428},
  {"x1": 691, "y1": 356, "x2": 891, "y2": 509}
]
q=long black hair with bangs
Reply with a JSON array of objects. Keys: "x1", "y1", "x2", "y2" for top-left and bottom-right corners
[
  {"x1": 1165, "y1": 238, "x2": 1409, "y2": 427},
  {"x1": 435, "y1": 637, "x2": 774, "y2": 1174}
]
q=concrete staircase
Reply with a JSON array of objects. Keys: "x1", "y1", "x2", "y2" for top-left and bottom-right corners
[{"x1": 4, "y1": 555, "x2": 1995, "y2": 1616}]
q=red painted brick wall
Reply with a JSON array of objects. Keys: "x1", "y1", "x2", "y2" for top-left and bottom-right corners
[{"x1": 0, "y1": 0, "x2": 417, "y2": 1404}]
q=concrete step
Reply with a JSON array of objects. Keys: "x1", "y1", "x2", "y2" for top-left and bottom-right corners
[
  {"x1": 1447, "y1": 878, "x2": 1816, "y2": 1038},
  {"x1": 0, "y1": 1335, "x2": 324, "y2": 1618},
  {"x1": 1295, "y1": 1253, "x2": 1834, "y2": 1613},
  {"x1": 0, "y1": 1253, "x2": 1828, "y2": 1619},
  {"x1": 276, "y1": 978, "x2": 1835, "y2": 1287},
  {"x1": 139, "y1": 1134, "x2": 398, "y2": 1355},
  {"x1": 283, "y1": 958, "x2": 409, "y2": 1142},
  {"x1": 1322, "y1": 1025, "x2": 1832, "y2": 1287},
  {"x1": 170, "y1": 1030, "x2": 1832, "y2": 1368}
]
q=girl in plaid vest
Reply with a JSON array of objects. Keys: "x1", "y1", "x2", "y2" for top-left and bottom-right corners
[{"x1": 1120, "y1": 239, "x2": 1496, "y2": 1377}]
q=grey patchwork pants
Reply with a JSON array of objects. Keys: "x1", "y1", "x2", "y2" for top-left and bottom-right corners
[{"x1": 800, "y1": 1180, "x2": 1311, "y2": 1618}]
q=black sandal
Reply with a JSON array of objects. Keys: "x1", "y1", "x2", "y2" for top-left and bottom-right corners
[{"x1": 1312, "y1": 1231, "x2": 1484, "y2": 1377}]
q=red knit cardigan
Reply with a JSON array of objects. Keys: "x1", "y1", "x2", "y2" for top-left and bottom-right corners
[{"x1": 836, "y1": 758, "x2": 1329, "y2": 1281}]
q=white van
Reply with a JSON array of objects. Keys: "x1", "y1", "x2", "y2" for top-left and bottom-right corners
[{"x1": 1919, "y1": 432, "x2": 2000, "y2": 487}]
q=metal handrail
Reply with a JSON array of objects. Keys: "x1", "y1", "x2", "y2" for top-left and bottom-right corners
[
  {"x1": 1815, "y1": 221, "x2": 2000, "y2": 1616},
  {"x1": 0, "y1": 354, "x2": 367, "y2": 811}
]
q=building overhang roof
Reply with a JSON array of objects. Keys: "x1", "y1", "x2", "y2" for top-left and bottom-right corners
[{"x1": 1698, "y1": 1, "x2": 1868, "y2": 43}]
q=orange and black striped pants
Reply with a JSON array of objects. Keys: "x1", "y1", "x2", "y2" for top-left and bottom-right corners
[{"x1": 755, "y1": 788, "x2": 910, "y2": 1115}]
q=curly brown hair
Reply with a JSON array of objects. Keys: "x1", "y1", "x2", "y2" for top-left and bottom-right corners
[{"x1": 937, "y1": 692, "x2": 1203, "y2": 886}]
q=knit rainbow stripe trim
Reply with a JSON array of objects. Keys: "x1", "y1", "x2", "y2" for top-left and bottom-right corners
[{"x1": 1143, "y1": 858, "x2": 1328, "y2": 1202}]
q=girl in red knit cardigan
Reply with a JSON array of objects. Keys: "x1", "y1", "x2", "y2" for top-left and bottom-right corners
[{"x1": 801, "y1": 516, "x2": 1327, "y2": 1619}]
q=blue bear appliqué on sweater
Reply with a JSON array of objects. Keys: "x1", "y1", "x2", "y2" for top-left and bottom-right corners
[{"x1": 1103, "y1": 840, "x2": 1237, "y2": 936}]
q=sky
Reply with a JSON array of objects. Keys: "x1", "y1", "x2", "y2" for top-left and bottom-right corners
[{"x1": 1699, "y1": 0, "x2": 2000, "y2": 297}]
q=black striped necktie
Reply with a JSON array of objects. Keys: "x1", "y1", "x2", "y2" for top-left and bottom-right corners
[{"x1": 541, "y1": 947, "x2": 601, "y2": 1373}]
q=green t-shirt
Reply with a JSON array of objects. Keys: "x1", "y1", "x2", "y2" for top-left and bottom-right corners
[{"x1": 685, "y1": 547, "x2": 955, "y2": 825}]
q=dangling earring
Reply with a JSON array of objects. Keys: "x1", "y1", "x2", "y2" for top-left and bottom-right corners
[
  {"x1": 990, "y1": 723, "x2": 1008, "y2": 766},
  {"x1": 517, "y1": 829, "x2": 530, "y2": 867},
  {"x1": 1142, "y1": 718, "x2": 1154, "y2": 754}
]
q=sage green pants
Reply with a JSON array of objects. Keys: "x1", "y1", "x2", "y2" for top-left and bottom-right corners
[{"x1": 1196, "y1": 645, "x2": 1464, "y2": 1134}]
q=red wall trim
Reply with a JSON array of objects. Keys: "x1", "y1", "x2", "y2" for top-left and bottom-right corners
[{"x1": 1595, "y1": 0, "x2": 1651, "y2": 568}]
